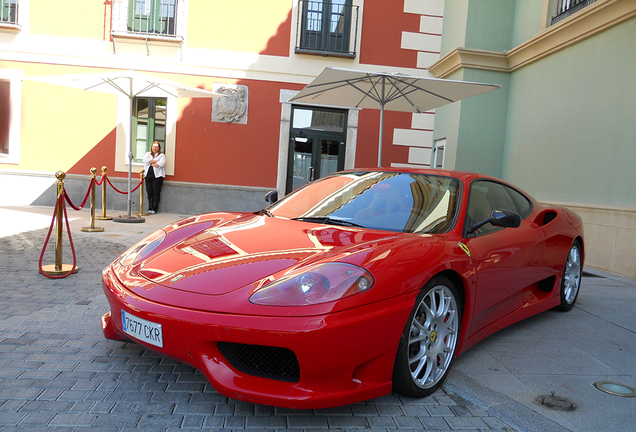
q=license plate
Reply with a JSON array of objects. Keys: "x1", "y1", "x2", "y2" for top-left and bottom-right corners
[{"x1": 121, "y1": 310, "x2": 163, "y2": 348}]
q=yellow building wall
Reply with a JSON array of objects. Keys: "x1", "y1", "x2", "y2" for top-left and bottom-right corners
[
  {"x1": 29, "y1": 0, "x2": 110, "y2": 40},
  {"x1": 187, "y1": 0, "x2": 292, "y2": 53},
  {"x1": 15, "y1": 64, "x2": 116, "y2": 173}
]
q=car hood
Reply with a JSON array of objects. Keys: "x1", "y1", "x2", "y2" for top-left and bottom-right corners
[{"x1": 137, "y1": 214, "x2": 401, "y2": 296}]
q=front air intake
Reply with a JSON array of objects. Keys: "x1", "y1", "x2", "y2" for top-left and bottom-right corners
[{"x1": 217, "y1": 342, "x2": 300, "y2": 383}]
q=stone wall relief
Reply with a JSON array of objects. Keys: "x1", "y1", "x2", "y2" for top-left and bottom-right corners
[{"x1": 212, "y1": 84, "x2": 248, "y2": 124}]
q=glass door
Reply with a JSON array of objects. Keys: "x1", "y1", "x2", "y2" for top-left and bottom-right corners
[
  {"x1": 132, "y1": 97, "x2": 166, "y2": 162},
  {"x1": 286, "y1": 106, "x2": 347, "y2": 194}
]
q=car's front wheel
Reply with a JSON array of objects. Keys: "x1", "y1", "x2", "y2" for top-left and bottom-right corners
[
  {"x1": 555, "y1": 240, "x2": 582, "y2": 311},
  {"x1": 392, "y1": 276, "x2": 461, "y2": 398}
]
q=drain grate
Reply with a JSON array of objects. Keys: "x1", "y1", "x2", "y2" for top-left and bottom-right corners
[{"x1": 535, "y1": 392, "x2": 576, "y2": 411}]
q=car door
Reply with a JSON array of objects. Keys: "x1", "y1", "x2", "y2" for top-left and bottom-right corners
[{"x1": 462, "y1": 180, "x2": 544, "y2": 336}]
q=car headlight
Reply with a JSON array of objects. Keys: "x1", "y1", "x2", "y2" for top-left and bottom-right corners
[
  {"x1": 250, "y1": 263, "x2": 374, "y2": 306},
  {"x1": 119, "y1": 229, "x2": 166, "y2": 266}
]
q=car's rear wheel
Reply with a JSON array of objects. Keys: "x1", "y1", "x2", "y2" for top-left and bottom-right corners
[
  {"x1": 392, "y1": 276, "x2": 461, "y2": 398},
  {"x1": 555, "y1": 240, "x2": 582, "y2": 311}
]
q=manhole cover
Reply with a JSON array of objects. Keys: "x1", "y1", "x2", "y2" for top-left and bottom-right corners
[{"x1": 535, "y1": 392, "x2": 576, "y2": 411}]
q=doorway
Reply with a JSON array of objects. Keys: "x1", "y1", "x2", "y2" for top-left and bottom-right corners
[{"x1": 286, "y1": 106, "x2": 347, "y2": 194}]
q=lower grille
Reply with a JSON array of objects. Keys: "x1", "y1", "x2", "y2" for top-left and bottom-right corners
[{"x1": 217, "y1": 342, "x2": 300, "y2": 383}]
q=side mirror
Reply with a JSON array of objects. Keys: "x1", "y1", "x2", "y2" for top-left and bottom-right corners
[
  {"x1": 468, "y1": 208, "x2": 521, "y2": 234},
  {"x1": 265, "y1": 190, "x2": 278, "y2": 204},
  {"x1": 490, "y1": 209, "x2": 521, "y2": 228}
]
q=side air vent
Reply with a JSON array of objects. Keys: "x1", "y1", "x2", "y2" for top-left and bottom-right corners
[
  {"x1": 533, "y1": 210, "x2": 558, "y2": 227},
  {"x1": 538, "y1": 276, "x2": 556, "y2": 292}
]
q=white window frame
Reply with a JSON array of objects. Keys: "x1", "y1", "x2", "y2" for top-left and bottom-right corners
[
  {"x1": 110, "y1": 0, "x2": 188, "y2": 43},
  {"x1": 114, "y1": 93, "x2": 176, "y2": 176},
  {"x1": 432, "y1": 138, "x2": 446, "y2": 169}
]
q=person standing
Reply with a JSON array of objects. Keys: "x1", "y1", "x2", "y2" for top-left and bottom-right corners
[{"x1": 143, "y1": 141, "x2": 166, "y2": 214}]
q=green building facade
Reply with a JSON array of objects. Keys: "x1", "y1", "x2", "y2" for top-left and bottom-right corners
[{"x1": 430, "y1": 0, "x2": 636, "y2": 278}]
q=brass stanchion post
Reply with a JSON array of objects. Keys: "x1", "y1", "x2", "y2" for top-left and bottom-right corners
[
  {"x1": 81, "y1": 167, "x2": 104, "y2": 233},
  {"x1": 134, "y1": 169, "x2": 149, "y2": 216},
  {"x1": 95, "y1": 166, "x2": 112, "y2": 221},
  {"x1": 42, "y1": 171, "x2": 79, "y2": 275}
]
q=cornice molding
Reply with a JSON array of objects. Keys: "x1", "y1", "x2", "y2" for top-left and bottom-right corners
[
  {"x1": 428, "y1": 48, "x2": 508, "y2": 78},
  {"x1": 429, "y1": 0, "x2": 636, "y2": 78}
]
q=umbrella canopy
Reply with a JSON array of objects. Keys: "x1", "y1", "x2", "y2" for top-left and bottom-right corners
[
  {"x1": 27, "y1": 70, "x2": 224, "y2": 222},
  {"x1": 290, "y1": 67, "x2": 500, "y2": 166},
  {"x1": 28, "y1": 69, "x2": 223, "y2": 100}
]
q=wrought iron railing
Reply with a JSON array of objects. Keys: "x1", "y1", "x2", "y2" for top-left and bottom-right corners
[
  {"x1": 295, "y1": 0, "x2": 359, "y2": 58},
  {"x1": 127, "y1": 0, "x2": 178, "y2": 36},
  {"x1": 0, "y1": 0, "x2": 18, "y2": 24},
  {"x1": 551, "y1": 0, "x2": 598, "y2": 25}
]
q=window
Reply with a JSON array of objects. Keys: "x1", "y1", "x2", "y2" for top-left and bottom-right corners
[
  {"x1": 465, "y1": 180, "x2": 532, "y2": 236},
  {"x1": 0, "y1": 80, "x2": 9, "y2": 155},
  {"x1": 0, "y1": 70, "x2": 21, "y2": 164},
  {"x1": 0, "y1": 0, "x2": 17, "y2": 24},
  {"x1": 551, "y1": 0, "x2": 598, "y2": 25},
  {"x1": 128, "y1": 0, "x2": 177, "y2": 35},
  {"x1": 432, "y1": 139, "x2": 445, "y2": 168},
  {"x1": 132, "y1": 97, "x2": 166, "y2": 162},
  {"x1": 296, "y1": 0, "x2": 358, "y2": 58}
]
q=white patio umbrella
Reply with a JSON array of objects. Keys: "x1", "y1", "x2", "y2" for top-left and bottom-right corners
[
  {"x1": 290, "y1": 67, "x2": 500, "y2": 166},
  {"x1": 27, "y1": 70, "x2": 225, "y2": 223}
]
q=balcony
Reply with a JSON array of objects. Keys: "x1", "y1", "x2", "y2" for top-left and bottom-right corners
[
  {"x1": 551, "y1": 0, "x2": 598, "y2": 25},
  {"x1": 0, "y1": 0, "x2": 19, "y2": 28},
  {"x1": 127, "y1": 0, "x2": 178, "y2": 37},
  {"x1": 295, "y1": 0, "x2": 359, "y2": 59}
]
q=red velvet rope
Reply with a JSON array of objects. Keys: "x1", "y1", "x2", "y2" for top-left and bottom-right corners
[
  {"x1": 64, "y1": 178, "x2": 95, "y2": 211},
  {"x1": 95, "y1": 176, "x2": 104, "y2": 186},
  {"x1": 38, "y1": 193, "x2": 78, "y2": 279},
  {"x1": 106, "y1": 176, "x2": 144, "y2": 194}
]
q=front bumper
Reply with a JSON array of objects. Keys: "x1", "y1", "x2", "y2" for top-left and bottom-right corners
[{"x1": 101, "y1": 266, "x2": 414, "y2": 409}]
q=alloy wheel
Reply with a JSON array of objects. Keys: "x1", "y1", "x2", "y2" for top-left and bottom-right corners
[{"x1": 407, "y1": 285, "x2": 459, "y2": 389}]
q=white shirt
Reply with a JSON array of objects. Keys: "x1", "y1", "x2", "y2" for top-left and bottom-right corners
[{"x1": 143, "y1": 152, "x2": 166, "y2": 178}]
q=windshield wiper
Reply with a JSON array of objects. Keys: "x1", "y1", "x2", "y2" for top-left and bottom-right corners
[{"x1": 292, "y1": 216, "x2": 365, "y2": 228}]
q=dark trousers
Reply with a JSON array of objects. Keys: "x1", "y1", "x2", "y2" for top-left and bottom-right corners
[{"x1": 145, "y1": 172, "x2": 164, "y2": 212}]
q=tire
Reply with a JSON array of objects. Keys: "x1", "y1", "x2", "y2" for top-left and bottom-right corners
[
  {"x1": 555, "y1": 240, "x2": 582, "y2": 312},
  {"x1": 392, "y1": 276, "x2": 461, "y2": 398}
]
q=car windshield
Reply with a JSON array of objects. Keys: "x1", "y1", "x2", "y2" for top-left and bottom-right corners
[{"x1": 269, "y1": 171, "x2": 461, "y2": 234}]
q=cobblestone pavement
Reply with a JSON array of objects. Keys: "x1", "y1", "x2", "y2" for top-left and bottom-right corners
[{"x1": 0, "y1": 228, "x2": 517, "y2": 431}]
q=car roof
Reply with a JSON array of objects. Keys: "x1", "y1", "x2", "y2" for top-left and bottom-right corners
[{"x1": 337, "y1": 167, "x2": 490, "y2": 183}]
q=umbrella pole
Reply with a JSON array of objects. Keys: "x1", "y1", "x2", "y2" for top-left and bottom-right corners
[
  {"x1": 113, "y1": 94, "x2": 145, "y2": 223},
  {"x1": 378, "y1": 104, "x2": 384, "y2": 167}
]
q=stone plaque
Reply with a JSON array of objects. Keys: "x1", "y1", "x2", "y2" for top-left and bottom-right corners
[{"x1": 212, "y1": 84, "x2": 248, "y2": 124}]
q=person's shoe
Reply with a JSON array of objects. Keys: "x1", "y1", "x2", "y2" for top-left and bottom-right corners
[{"x1": 148, "y1": 210, "x2": 156, "y2": 214}]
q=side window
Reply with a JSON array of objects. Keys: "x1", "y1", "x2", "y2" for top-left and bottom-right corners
[
  {"x1": 466, "y1": 181, "x2": 518, "y2": 236},
  {"x1": 506, "y1": 186, "x2": 533, "y2": 219}
]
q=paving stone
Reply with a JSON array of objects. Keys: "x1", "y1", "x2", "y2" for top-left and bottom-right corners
[
  {"x1": 49, "y1": 413, "x2": 97, "y2": 427},
  {"x1": 327, "y1": 415, "x2": 369, "y2": 428},
  {"x1": 393, "y1": 415, "x2": 423, "y2": 428},
  {"x1": 367, "y1": 415, "x2": 396, "y2": 428},
  {"x1": 246, "y1": 415, "x2": 288, "y2": 428}
]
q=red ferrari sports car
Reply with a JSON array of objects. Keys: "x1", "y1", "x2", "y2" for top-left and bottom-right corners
[{"x1": 101, "y1": 168, "x2": 584, "y2": 409}]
